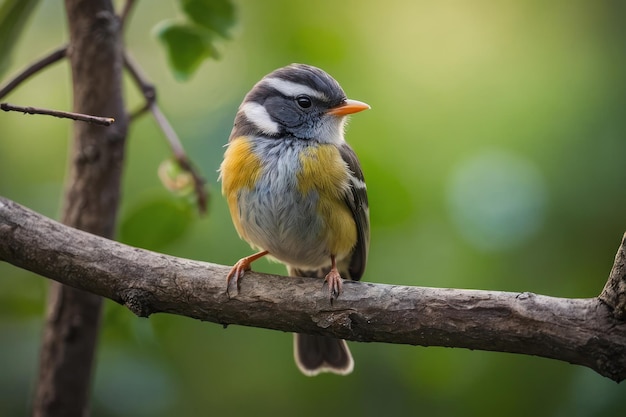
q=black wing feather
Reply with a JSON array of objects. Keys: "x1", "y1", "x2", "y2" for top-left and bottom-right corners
[{"x1": 338, "y1": 143, "x2": 370, "y2": 281}]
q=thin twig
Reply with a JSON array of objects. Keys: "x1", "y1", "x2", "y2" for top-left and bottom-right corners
[
  {"x1": 150, "y1": 101, "x2": 186, "y2": 157},
  {"x1": 1, "y1": 102, "x2": 115, "y2": 126},
  {"x1": 0, "y1": 45, "x2": 68, "y2": 100},
  {"x1": 124, "y1": 51, "x2": 208, "y2": 214},
  {"x1": 119, "y1": 0, "x2": 138, "y2": 33},
  {"x1": 129, "y1": 102, "x2": 150, "y2": 121}
]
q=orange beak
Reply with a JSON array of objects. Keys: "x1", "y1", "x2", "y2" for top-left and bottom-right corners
[{"x1": 327, "y1": 99, "x2": 370, "y2": 116}]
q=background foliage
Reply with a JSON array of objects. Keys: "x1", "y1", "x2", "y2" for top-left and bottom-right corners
[{"x1": 1, "y1": 0, "x2": 626, "y2": 416}]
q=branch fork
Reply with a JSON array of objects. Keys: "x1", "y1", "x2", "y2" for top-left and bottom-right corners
[{"x1": 0, "y1": 20, "x2": 207, "y2": 214}]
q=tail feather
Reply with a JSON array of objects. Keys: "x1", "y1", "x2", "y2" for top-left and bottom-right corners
[
  {"x1": 294, "y1": 334, "x2": 354, "y2": 376},
  {"x1": 288, "y1": 265, "x2": 354, "y2": 376}
]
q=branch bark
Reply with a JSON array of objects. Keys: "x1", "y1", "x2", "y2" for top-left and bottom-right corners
[
  {"x1": 600, "y1": 232, "x2": 626, "y2": 320},
  {"x1": 31, "y1": 1, "x2": 128, "y2": 416},
  {"x1": 0, "y1": 102, "x2": 114, "y2": 125},
  {"x1": 123, "y1": 51, "x2": 208, "y2": 214},
  {"x1": 0, "y1": 45, "x2": 67, "y2": 100},
  {"x1": 1, "y1": 196, "x2": 625, "y2": 383}
]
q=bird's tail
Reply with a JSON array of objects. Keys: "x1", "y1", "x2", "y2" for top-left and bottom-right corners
[{"x1": 288, "y1": 265, "x2": 354, "y2": 376}]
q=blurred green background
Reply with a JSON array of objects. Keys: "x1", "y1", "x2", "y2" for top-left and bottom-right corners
[{"x1": 2, "y1": 0, "x2": 626, "y2": 416}]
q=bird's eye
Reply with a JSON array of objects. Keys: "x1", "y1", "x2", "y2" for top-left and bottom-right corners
[{"x1": 295, "y1": 95, "x2": 312, "y2": 109}]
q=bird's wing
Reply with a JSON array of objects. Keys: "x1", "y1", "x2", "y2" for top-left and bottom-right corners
[{"x1": 338, "y1": 143, "x2": 370, "y2": 281}]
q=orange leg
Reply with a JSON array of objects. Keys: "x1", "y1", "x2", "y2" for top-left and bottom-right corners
[
  {"x1": 226, "y1": 250, "x2": 269, "y2": 296},
  {"x1": 324, "y1": 254, "x2": 343, "y2": 302}
]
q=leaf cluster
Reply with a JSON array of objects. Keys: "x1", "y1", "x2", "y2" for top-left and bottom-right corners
[{"x1": 154, "y1": 0, "x2": 236, "y2": 81}]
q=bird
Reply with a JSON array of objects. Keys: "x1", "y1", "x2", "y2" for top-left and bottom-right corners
[{"x1": 219, "y1": 63, "x2": 370, "y2": 376}]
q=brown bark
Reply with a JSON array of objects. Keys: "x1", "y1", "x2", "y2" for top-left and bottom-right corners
[
  {"x1": 31, "y1": 1, "x2": 128, "y2": 416},
  {"x1": 1, "y1": 196, "x2": 625, "y2": 383},
  {"x1": 600, "y1": 232, "x2": 626, "y2": 320}
]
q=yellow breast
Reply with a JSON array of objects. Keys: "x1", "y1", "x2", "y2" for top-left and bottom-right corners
[
  {"x1": 221, "y1": 137, "x2": 357, "y2": 263},
  {"x1": 220, "y1": 136, "x2": 263, "y2": 239},
  {"x1": 297, "y1": 145, "x2": 357, "y2": 259}
]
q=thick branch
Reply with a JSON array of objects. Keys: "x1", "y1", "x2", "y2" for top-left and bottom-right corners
[
  {"x1": 600, "y1": 232, "x2": 626, "y2": 320},
  {"x1": 31, "y1": 1, "x2": 129, "y2": 416},
  {"x1": 1, "y1": 196, "x2": 625, "y2": 382}
]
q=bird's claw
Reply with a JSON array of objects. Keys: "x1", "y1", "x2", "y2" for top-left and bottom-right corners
[
  {"x1": 226, "y1": 259, "x2": 251, "y2": 297},
  {"x1": 225, "y1": 250, "x2": 270, "y2": 298},
  {"x1": 324, "y1": 268, "x2": 343, "y2": 304}
]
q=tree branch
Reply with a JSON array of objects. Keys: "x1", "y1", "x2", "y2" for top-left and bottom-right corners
[
  {"x1": 0, "y1": 45, "x2": 67, "y2": 100},
  {"x1": 31, "y1": 1, "x2": 129, "y2": 416},
  {"x1": 1, "y1": 196, "x2": 625, "y2": 382},
  {"x1": 123, "y1": 51, "x2": 208, "y2": 214},
  {"x1": 600, "y1": 232, "x2": 626, "y2": 320},
  {"x1": 1, "y1": 102, "x2": 114, "y2": 125},
  {"x1": 118, "y1": 0, "x2": 137, "y2": 32}
]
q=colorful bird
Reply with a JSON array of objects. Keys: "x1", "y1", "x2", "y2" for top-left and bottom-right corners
[{"x1": 220, "y1": 64, "x2": 370, "y2": 375}]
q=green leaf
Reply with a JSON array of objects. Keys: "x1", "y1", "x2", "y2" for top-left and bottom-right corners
[
  {"x1": 119, "y1": 196, "x2": 195, "y2": 251},
  {"x1": 154, "y1": 21, "x2": 218, "y2": 81},
  {"x1": 179, "y1": 0, "x2": 235, "y2": 38},
  {"x1": 0, "y1": 0, "x2": 41, "y2": 78}
]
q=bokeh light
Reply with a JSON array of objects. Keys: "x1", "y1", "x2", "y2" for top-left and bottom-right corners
[{"x1": 447, "y1": 149, "x2": 548, "y2": 251}]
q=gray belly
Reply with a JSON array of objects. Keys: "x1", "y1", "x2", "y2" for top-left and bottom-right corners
[{"x1": 237, "y1": 185, "x2": 331, "y2": 269}]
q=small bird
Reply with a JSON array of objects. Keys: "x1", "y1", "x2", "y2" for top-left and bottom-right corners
[{"x1": 219, "y1": 63, "x2": 370, "y2": 376}]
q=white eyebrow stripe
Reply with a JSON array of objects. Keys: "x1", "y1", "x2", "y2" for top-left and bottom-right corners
[
  {"x1": 263, "y1": 77, "x2": 328, "y2": 101},
  {"x1": 240, "y1": 101, "x2": 280, "y2": 135}
]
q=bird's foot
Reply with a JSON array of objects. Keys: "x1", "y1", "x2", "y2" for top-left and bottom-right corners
[
  {"x1": 226, "y1": 259, "x2": 249, "y2": 297},
  {"x1": 324, "y1": 267, "x2": 343, "y2": 303},
  {"x1": 225, "y1": 250, "x2": 269, "y2": 297}
]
